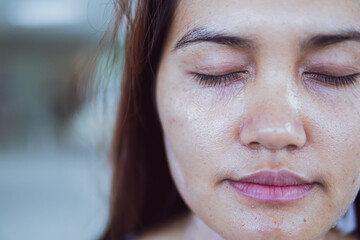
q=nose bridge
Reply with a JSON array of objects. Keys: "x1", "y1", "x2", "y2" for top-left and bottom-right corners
[
  {"x1": 258, "y1": 80, "x2": 296, "y2": 126},
  {"x1": 240, "y1": 75, "x2": 306, "y2": 151}
]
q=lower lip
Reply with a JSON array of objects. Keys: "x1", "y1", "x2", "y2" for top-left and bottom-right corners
[{"x1": 230, "y1": 182, "x2": 315, "y2": 203}]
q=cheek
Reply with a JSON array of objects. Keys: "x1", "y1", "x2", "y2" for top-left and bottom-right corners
[
  {"x1": 304, "y1": 95, "x2": 360, "y2": 218},
  {"x1": 158, "y1": 90, "x2": 228, "y2": 197},
  {"x1": 156, "y1": 73, "x2": 245, "y2": 208},
  {"x1": 312, "y1": 97, "x2": 360, "y2": 183}
]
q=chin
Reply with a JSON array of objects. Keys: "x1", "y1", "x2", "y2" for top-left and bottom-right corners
[
  {"x1": 216, "y1": 225, "x2": 329, "y2": 240},
  {"x1": 195, "y1": 201, "x2": 335, "y2": 240}
]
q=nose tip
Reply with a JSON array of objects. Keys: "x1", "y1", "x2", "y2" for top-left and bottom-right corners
[{"x1": 240, "y1": 116, "x2": 307, "y2": 151}]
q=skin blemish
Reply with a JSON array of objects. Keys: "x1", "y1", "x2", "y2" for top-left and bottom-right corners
[{"x1": 303, "y1": 219, "x2": 307, "y2": 223}]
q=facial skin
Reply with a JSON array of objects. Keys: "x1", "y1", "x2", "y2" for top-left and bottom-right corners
[{"x1": 156, "y1": 0, "x2": 360, "y2": 239}]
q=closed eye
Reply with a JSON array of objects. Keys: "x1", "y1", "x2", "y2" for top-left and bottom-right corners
[
  {"x1": 193, "y1": 71, "x2": 248, "y2": 87},
  {"x1": 303, "y1": 72, "x2": 358, "y2": 88}
]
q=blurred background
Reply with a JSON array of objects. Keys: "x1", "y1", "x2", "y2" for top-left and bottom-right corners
[{"x1": 0, "y1": 0, "x2": 120, "y2": 239}]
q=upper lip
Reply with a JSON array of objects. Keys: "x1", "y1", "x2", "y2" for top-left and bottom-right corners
[{"x1": 234, "y1": 169, "x2": 313, "y2": 186}]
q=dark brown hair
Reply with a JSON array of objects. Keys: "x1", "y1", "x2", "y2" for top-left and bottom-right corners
[
  {"x1": 99, "y1": 1, "x2": 360, "y2": 239},
  {"x1": 100, "y1": 1, "x2": 187, "y2": 239}
]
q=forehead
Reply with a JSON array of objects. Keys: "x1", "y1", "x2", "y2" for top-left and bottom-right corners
[{"x1": 168, "y1": 0, "x2": 360, "y2": 48}]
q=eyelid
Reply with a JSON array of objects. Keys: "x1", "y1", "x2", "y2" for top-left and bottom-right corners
[
  {"x1": 303, "y1": 72, "x2": 359, "y2": 88},
  {"x1": 192, "y1": 71, "x2": 248, "y2": 87},
  {"x1": 301, "y1": 61, "x2": 360, "y2": 76}
]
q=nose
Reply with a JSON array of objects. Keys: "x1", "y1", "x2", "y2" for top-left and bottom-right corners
[{"x1": 239, "y1": 86, "x2": 307, "y2": 151}]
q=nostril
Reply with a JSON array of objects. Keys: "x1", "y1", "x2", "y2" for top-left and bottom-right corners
[
  {"x1": 286, "y1": 144, "x2": 298, "y2": 151},
  {"x1": 245, "y1": 141, "x2": 301, "y2": 151},
  {"x1": 239, "y1": 114, "x2": 307, "y2": 151},
  {"x1": 249, "y1": 141, "x2": 261, "y2": 150}
]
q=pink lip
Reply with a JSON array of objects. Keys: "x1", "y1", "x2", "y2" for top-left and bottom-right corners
[{"x1": 230, "y1": 170, "x2": 315, "y2": 203}]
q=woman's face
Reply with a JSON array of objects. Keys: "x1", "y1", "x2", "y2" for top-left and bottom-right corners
[{"x1": 156, "y1": 0, "x2": 360, "y2": 239}]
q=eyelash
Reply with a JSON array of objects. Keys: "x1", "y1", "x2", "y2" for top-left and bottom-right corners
[
  {"x1": 304, "y1": 72, "x2": 358, "y2": 88},
  {"x1": 193, "y1": 72, "x2": 358, "y2": 88},
  {"x1": 193, "y1": 71, "x2": 247, "y2": 87}
]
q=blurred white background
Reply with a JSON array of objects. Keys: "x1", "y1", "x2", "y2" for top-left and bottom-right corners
[{"x1": 0, "y1": 0, "x2": 119, "y2": 239}]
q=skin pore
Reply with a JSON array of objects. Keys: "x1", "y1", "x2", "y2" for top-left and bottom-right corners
[{"x1": 153, "y1": 0, "x2": 360, "y2": 239}]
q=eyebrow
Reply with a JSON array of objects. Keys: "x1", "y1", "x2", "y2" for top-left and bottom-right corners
[
  {"x1": 174, "y1": 27, "x2": 360, "y2": 51},
  {"x1": 174, "y1": 28, "x2": 257, "y2": 50},
  {"x1": 301, "y1": 30, "x2": 360, "y2": 49}
]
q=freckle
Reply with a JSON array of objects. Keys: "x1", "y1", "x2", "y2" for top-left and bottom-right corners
[
  {"x1": 303, "y1": 219, "x2": 307, "y2": 223},
  {"x1": 353, "y1": 178, "x2": 356, "y2": 184}
]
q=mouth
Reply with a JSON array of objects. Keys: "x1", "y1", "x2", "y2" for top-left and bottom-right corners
[{"x1": 229, "y1": 170, "x2": 316, "y2": 203}]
